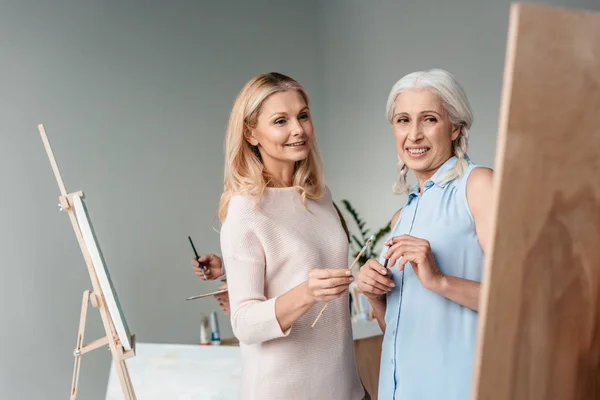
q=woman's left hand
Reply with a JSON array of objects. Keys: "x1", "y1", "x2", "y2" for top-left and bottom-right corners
[
  {"x1": 383, "y1": 235, "x2": 445, "y2": 291},
  {"x1": 213, "y1": 283, "x2": 230, "y2": 314}
]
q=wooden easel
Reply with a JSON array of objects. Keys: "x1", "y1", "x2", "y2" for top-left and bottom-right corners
[{"x1": 37, "y1": 124, "x2": 137, "y2": 400}]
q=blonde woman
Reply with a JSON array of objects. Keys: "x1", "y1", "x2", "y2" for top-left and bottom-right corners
[{"x1": 215, "y1": 72, "x2": 364, "y2": 400}]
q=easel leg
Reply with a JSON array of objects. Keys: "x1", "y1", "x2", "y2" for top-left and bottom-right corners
[
  {"x1": 68, "y1": 290, "x2": 136, "y2": 399},
  {"x1": 70, "y1": 290, "x2": 90, "y2": 400},
  {"x1": 95, "y1": 294, "x2": 137, "y2": 400},
  {"x1": 113, "y1": 359, "x2": 136, "y2": 399}
]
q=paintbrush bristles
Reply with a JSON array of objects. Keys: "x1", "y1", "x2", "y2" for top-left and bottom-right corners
[
  {"x1": 348, "y1": 235, "x2": 374, "y2": 271},
  {"x1": 311, "y1": 236, "x2": 375, "y2": 328}
]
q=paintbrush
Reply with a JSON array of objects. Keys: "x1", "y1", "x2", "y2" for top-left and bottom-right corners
[
  {"x1": 189, "y1": 236, "x2": 207, "y2": 280},
  {"x1": 311, "y1": 235, "x2": 375, "y2": 328}
]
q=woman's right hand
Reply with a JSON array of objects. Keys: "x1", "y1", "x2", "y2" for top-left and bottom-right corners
[
  {"x1": 307, "y1": 268, "x2": 354, "y2": 302},
  {"x1": 357, "y1": 259, "x2": 395, "y2": 300},
  {"x1": 191, "y1": 253, "x2": 224, "y2": 280}
]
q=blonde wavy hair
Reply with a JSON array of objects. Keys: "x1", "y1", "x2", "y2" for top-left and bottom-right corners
[
  {"x1": 385, "y1": 69, "x2": 473, "y2": 194},
  {"x1": 218, "y1": 72, "x2": 325, "y2": 222}
]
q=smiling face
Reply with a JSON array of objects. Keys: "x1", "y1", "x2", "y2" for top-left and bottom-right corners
[
  {"x1": 245, "y1": 90, "x2": 314, "y2": 184},
  {"x1": 392, "y1": 87, "x2": 461, "y2": 182}
]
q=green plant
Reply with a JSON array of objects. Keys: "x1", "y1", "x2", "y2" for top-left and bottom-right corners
[{"x1": 340, "y1": 199, "x2": 391, "y2": 267}]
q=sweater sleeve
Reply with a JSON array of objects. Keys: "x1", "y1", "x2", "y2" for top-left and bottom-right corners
[{"x1": 220, "y1": 206, "x2": 291, "y2": 345}]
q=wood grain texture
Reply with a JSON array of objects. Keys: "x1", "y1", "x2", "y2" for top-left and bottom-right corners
[
  {"x1": 354, "y1": 335, "x2": 383, "y2": 400},
  {"x1": 472, "y1": 3, "x2": 600, "y2": 400}
]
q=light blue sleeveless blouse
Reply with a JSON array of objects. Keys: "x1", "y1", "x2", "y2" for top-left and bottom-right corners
[{"x1": 378, "y1": 155, "x2": 485, "y2": 399}]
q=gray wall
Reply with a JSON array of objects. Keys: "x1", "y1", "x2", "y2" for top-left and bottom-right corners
[
  {"x1": 318, "y1": 0, "x2": 600, "y2": 251},
  {"x1": 0, "y1": 1, "x2": 319, "y2": 399},
  {"x1": 2, "y1": 1, "x2": 599, "y2": 399}
]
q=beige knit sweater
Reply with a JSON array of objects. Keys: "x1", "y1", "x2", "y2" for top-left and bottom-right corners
[{"x1": 220, "y1": 185, "x2": 364, "y2": 400}]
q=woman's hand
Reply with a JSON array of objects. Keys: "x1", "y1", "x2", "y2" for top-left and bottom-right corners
[
  {"x1": 356, "y1": 258, "x2": 392, "y2": 331},
  {"x1": 191, "y1": 253, "x2": 224, "y2": 280},
  {"x1": 213, "y1": 282, "x2": 230, "y2": 314},
  {"x1": 384, "y1": 235, "x2": 445, "y2": 291},
  {"x1": 356, "y1": 259, "x2": 395, "y2": 299},
  {"x1": 306, "y1": 268, "x2": 354, "y2": 303}
]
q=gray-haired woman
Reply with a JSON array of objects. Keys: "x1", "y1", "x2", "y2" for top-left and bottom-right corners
[{"x1": 357, "y1": 68, "x2": 494, "y2": 399}]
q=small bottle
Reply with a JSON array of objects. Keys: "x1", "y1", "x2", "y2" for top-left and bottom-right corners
[
  {"x1": 210, "y1": 311, "x2": 221, "y2": 345},
  {"x1": 359, "y1": 293, "x2": 371, "y2": 321},
  {"x1": 199, "y1": 314, "x2": 210, "y2": 346}
]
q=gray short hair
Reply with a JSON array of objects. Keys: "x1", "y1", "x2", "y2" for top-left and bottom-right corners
[{"x1": 385, "y1": 69, "x2": 473, "y2": 194}]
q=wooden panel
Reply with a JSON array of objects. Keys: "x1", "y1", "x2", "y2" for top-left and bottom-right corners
[
  {"x1": 472, "y1": 3, "x2": 600, "y2": 400},
  {"x1": 354, "y1": 335, "x2": 383, "y2": 400}
]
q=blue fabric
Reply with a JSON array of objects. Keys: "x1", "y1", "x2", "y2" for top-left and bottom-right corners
[{"x1": 378, "y1": 155, "x2": 485, "y2": 400}]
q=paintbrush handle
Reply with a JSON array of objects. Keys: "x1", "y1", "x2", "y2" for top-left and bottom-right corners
[
  {"x1": 312, "y1": 248, "x2": 363, "y2": 328},
  {"x1": 312, "y1": 238, "x2": 373, "y2": 328},
  {"x1": 348, "y1": 256, "x2": 361, "y2": 271},
  {"x1": 311, "y1": 303, "x2": 329, "y2": 328},
  {"x1": 348, "y1": 243, "x2": 369, "y2": 271}
]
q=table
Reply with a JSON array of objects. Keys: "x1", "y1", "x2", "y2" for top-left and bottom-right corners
[
  {"x1": 106, "y1": 320, "x2": 382, "y2": 399},
  {"x1": 105, "y1": 343, "x2": 242, "y2": 399}
]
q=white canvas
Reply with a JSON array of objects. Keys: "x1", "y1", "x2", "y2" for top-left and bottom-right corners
[{"x1": 72, "y1": 195, "x2": 132, "y2": 351}]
